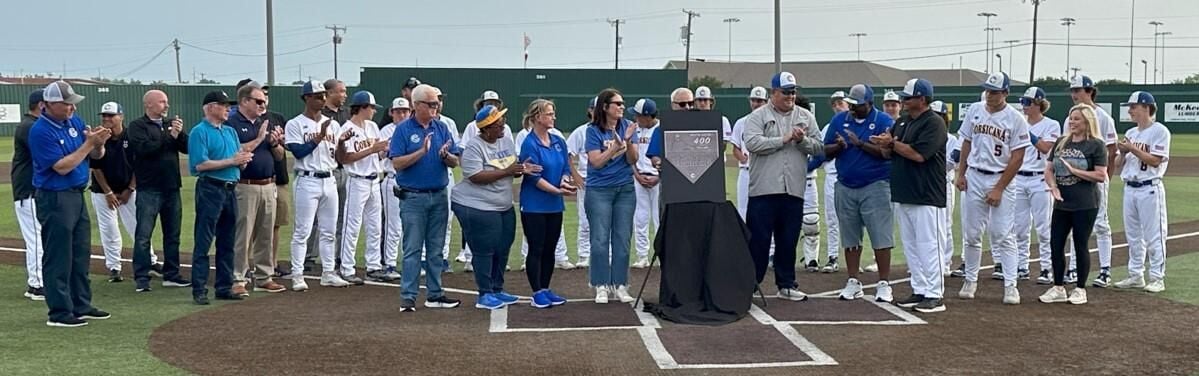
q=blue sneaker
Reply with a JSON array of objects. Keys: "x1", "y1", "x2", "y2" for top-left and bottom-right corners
[
  {"x1": 475, "y1": 294, "x2": 504, "y2": 310},
  {"x1": 494, "y1": 291, "x2": 519, "y2": 305},
  {"x1": 546, "y1": 289, "x2": 567, "y2": 306},
  {"x1": 531, "y1": 290, "x2": 552, "y2": 309}
]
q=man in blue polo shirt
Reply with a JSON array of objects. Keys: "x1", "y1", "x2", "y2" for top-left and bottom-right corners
[
  {"x1": 821, "y1": 83, "x2": 897, "y2": 303},
  {"x1": 227, "y1": 82, "x2": 287, "y2": 296},
  {"x1": 187, "y1": 91, "x2": 254, "y2": 305},
  {"x1": 389, "y1": 84, "x2": 463, "y2": 312},
  {"x1": 29, "y1": 81, "x2": 112, "y2": 327}
]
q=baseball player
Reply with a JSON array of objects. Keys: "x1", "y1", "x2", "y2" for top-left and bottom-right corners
[
  {"x1": 14, "y1": 89, "x2": 46, "y2": 300},
  {"x1": 336, "y1": 91, "x2": 389, "y2": 285},
  {"x1": 695, "y1": 86, "x2": 733, "y2": 143},
  {"x1": 285, "y1": 80, "x2": 349, "y2": 290},
  {"x1": 1113, "y1": 91, "x2": 1171, "y2": 293},
  {"x1": 803, "y1": 91, "x2": 850, "y2": 273},
  {"x1": 377, "y1": 98, "x2": 411, "y2": 282},
  {"x1": 730, "y1": 87, "x2": 769, "y2": 219},
  {"x1": 931, "y1": 101, "x2": 959, "y2": 275},
  {"x1": 564, "y1": 97, "x2": 597, "y2": 268},
  {"x1": 629, "y1": 98, "x2": 660, "y2": 269},
  {"x1": 956, "y1": 72, "x2": 1030, "y2": 305},
  {"x1": 951, "y1": 93, "x2": 1004, "y2": 279},
  {"x1": 1013, "y1": 88, "x2": 1061, "y2": 284},
  {"x1": 1066, "y1": 74, "x2": 1119, "y2": 287},
  {"x1": 437, "y1": 99, "x2": 462, "y2": 273},
  {"x1": 882, "y1": 90, "x2": 902, "y2": 120},
  {"x1": 90, "y1": 102, "x2": 160, "y2": 282}
]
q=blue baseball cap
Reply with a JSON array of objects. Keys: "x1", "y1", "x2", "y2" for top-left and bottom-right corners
[
  {"x1": 1069, "y1": 74, "x2": 1095, "y2": 89},
  {"x1": 898, "y1": 78, "x2": 933, "y2": 99},
  {"x1": 843, "y1": 84, "x2": 874, "y2": 106},
  {"x1": 771, "y1": 71, "x2": 798, "y2": 90},
  {"x1": 99, "y1": 102, "x2": 123, "y2": 115},
  {"x1": 349, "y1": 91, "x2": 380, "y2": 107},
  {"x1": 1019, "y1": 87, "x2": 1045, "y2": 106},
  {"x1": 629, "y1": 98, "x2": 658, "y2": 116},
  {"x1": 930, "y1": 100, "x2": 948, "y2": 115},
  {"x1": 1121, "y1": 91, "x2": 1156, "y2": 106},
  {"x1": 28, "y1": 89, "x2": 44, "y2": 108},
  {"x1": 981, "y1": 72, "x2": 1011, "y2": 91},
  {"x1": 474, "y1": 104, "x2": 508, "y2": 128},
  {"x1": 301, "y1": 80, "x2": 326, "y2": 96}
]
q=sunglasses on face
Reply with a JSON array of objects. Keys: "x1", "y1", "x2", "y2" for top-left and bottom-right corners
[
  {"x1": 673, "y1": 101, "x2": 694, "y2": 108},
  {"x1": 608, "y1": 101, "x2": 624, "y2": 107},
  {"x1": 780, "y1": 90, "x2": 797, "y2": 96},
  {"x1": 419, "y1": 101, "x2": 441, "y2": 109},
  {"x1": 249, "y1": 98, "x2": 266, "y2": 106},
  {"x1": 1019, "y1": 98, "x2": 1034, "y2": 106}
]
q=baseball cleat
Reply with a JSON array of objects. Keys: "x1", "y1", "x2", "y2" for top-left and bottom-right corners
[
  {"x1": 1092, "y1": 268, "x2": 1111, "y2": 288},
  {"x1": 950, "y1": 264, "x2": 966, "y2": 278},
  {"x1": 319, "y1": 272, "x2": 349, "y2": 287},
  {"x1": 991, "y1": 264, "x2": 1004, "y2": 280},
  {"x1": 805, "y1": 260, "x2": 820, "y2": 273},
  {"x1": 1036, "y1": 270, "x2": 1053, "y2": 285},
  {"x1": 822, "y1": 257, "x2": 839, "y2": 273},
  {"x1": 914, "y1": 298, "x2": 946, "y2": 313},
  {"x1": 896, "y1": 294, "x2": 925, "y2": 308},
  {"x1": 958, "y1": 281, "x2": 977, "y2": 299}
]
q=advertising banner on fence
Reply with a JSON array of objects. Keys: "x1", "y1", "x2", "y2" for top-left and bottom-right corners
[
  {"x1": 0, "y1": 104, "x2": 20, "y2": 123},
  {"x1": 1166, "y1": 102, "x2": 1199, "y2": 122}
]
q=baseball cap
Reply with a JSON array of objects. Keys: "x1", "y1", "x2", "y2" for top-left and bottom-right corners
[
  {"x1": 202, "y1": 91, "x2": 234, "y2": 106},
  {"x1": 930, "y1": 100, "x2": 948, "y2": 115},
  {"x1": 474, "y1": 90, "x2": 503, "y2": 110},
  {"x1": 28, "y1": 89, "x2": 44, "y2": 108},
  {"x1": 695, "y1": 86, "x2": 714, "y2": 100},
  {"x1": 628, "y1": 98, "x2": 658, "y2": 116},
  {"x1": 404, "y1": 77, "x2": 422, "y2": 90},
  {"x1": 349, "y1": 91, "x2": 381, "y2": 107},
  {"x1": 474, "y1": 104, "x2": 508, "y2": 128},
  {"x1": 830, "y1": 91, "x2": 847, "y2": 100},
  {"x1": 236, "y1": 78, "x2": 269, "y2": 91},
  {"x1": 301, "y1": 80, "x2": 326, "y2": 96},
  {"x1": 843, "y1": 84, "x2": 874, "y2": 106},
  {"x1": 1121, "y1": 91, "x2": 1156, "y2": 106},
  {"x1": 1021, "y1": 87, "x2": 1046, "y2": 100},
  {"x1": 898, "y1": 78, "x2": 934, "y2": 99},
  {"x1": 748, "y1": 86, "x2": 768, "y2": 100},
  {"x1": 883, "y1": 90, "x2": 901, "y2": 102},
  {"x1": 588, "y1": 96, "x2": 598, "y2": 109},
  {"x1": 391, "y1": 97, "x2": 411, "y2": 110},
  {"x1": 99, "y1": 102, "x2": 123, "y2": 115},
  {"x1": 771, "y1": 72, "x2": 798, "y2": 90},
  {"x1": 981, "y1": 72, "x2": 1011, "y2": 91},
  {"x1": 1069, "y1": 74, "x2": 1095, "y2": 89},
  {"x1": 43, "y1": 81, "x2": 85, "y2": 104}
]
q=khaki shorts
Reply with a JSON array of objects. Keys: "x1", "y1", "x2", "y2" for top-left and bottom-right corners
[{"x1": 275, "y1": 184, "x2": 291, "y2": 226}]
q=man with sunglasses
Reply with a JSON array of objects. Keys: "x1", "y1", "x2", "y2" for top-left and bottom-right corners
[
  {"x1": 730, "y1": 87, "x2": 769, "y2": 219},
  {"x1": 228, "y1": 82, "x2": 287, "y2": 296},
  {"x1": 1065, "y1": 74, "x2": 1119, "y2": 288}
]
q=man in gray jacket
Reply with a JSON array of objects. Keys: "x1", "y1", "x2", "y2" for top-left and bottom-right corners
[{"x1": 742, "y1": 71, "x2": 824, "y2": 301}]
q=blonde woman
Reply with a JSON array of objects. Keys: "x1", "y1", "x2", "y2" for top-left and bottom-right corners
[
  {"x1": 518, "y1": 99, "x2": 580, "y2": 308},
  {"x1": 1039, "y1": 105, "x2": 1108, "y2": 305}
]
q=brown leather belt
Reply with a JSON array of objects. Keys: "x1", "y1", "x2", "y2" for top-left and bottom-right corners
[{"x1": 239, "y1": 177, "x2": 275, "y2": 185}]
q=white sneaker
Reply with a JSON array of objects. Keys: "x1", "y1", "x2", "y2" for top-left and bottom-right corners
[
  {"x1": 777, "y1": 287, "x2": 808, "y2": 301},
  {"x1": 631, "y1": 257, "x2": 650, "y2": 269},
  {"x1": 463, "y1": 262, "x2": 474, "y2": 272},
  {"x1": 455, "y1": 254, "x2": 468, "y2": 263},
  {"x1": 1068, "y1": 288, "x2": 1088, "y2": 304},
  {"x1": 555, "y1": 260, "x2": 576, "y2": 270},
  {"x1": 1003, "y1": 286, "x2": 1020, "y2": 305},
  {"x1": 520, "y1": 261, "x2": 527, "y2": 271},
  {"x1": 594, "y1": 286, "x2": 610, "y2": 304},
  {"x1": 838, "y1": 278, "x2": 864, "y2": 300},
  {"x1": 614, "y1": 285, "x2": 634, "y2": 303},
  {"x1": 1144, "y1": 279, "x2": 1165, "y2": 293},
  {"x1": 292, "y1": 277, "x2": 308, "y2": 292},
  {"x1": 959, "y1": 281, "x2": 977, "y2": 299},
  {"x1": 320, "y1": 272, "x2": 350, "y2": 287},
  {"x1": 1038, "y1": 286, "x2": 1068, "y2": 303},
  {"x1": 875, "y1": 280, "x2": 894, "y2": 303},
  {"x1": 863, "y1": 263, "x2": 879, "y2": 272},
  {"x1": 576, "y1": 257, "x2": 590, "y2": 268},
  {"x1": 1114, "y1": 276, "x2": 1146, "y2": 289}
]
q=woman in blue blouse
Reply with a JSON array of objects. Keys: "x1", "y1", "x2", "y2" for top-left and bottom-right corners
[
  {"x1": 518, "y1": 99, "x2": 580, "y2": 308},
  {"x1": 584, "y1": 89, "x2": 639, "y2": 304}
]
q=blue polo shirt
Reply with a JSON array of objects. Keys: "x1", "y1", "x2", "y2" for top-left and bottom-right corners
[
  {"x1": 823, "y1": 108, "x2": 894, "y2": 189},
  {"x1": 584, "y1": 120, "x2": 635, "y2": 188},
  {"x1": 388, "y1": 116, "x2": 462, "y2": 191},
  {"x1": 227, "y1": 110, "x2": 278, "y2": 180},
  {"x1": 519, "y1": 132, "x2": 571, "y2": 213},
  {"x1": 188, "y1": 119, "x2": 242, "y2": 182},
  {"x1": 29, "y1": 113, "x2": 90, "y2": 191},
  {"x1": 644, "y1": 127, "x2": 664, "y2": 159}
]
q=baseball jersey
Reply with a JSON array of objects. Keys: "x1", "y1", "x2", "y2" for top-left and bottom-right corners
[
  {"x1": 946, "y1": 133, "x2": 960, "y2": 174},
  {"x1": 633, "y1": 122, "x2": 659, "y2": 175},
  {"x1": 566, "y1": 124, "x2": 589, "y2": 178},
  {"x1": 730, "y1": 116, "x2": 751, "y2": 168},
  {"x1": 379, "y1": 122, "x2": 398, "y2": 174},
  {"x1": 1120, "y1": 122, "x2": 1171, "y2": 182},
  {"x1": 1092, "y1": 106, "x2": 1119, "y2": 146},
  {"x1": 819, "y1": 124, "x2": 837, "y2": 175},
  {"x1": 515, "y1": 127, "x2": 564, "y2": 155},
  {"x1": 337, "y1": 119, "x2": 383, "y2": 177},
  {"x1": 285, "y1": 114, "x2": 340, "y2": 172},
  {"x1": 1022, "y1": 117, "x2": 1062, "y2": 172},
  {"x1": 442, "y1": 115, "x2": 460, "y2": 178},
  {"x1": 958, "y1": 104, "x2": 1031, "y2": 172},
  {"x1": 721, "y1": 115, "x2": 732, "y2": 142}
]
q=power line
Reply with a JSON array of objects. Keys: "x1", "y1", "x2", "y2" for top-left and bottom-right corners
[
  {"x1": 178, "y1": 40, "x2": 330, "y2": 57},
  {"x1": 114, "y1": 43, "x2": 174, "y2": 79}
]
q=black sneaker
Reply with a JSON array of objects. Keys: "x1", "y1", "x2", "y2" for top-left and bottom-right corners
[
  {"x1": 424, "y1": 295, "x2": 461, "y2": 309},
  {"x1": 1092, "y1": 268, "x2": 1112, "y2": 288},
  {"x1": 47, "y1": 317, "x2": 88, "y2": 328},
  {"x1": 193, "y1": 295, "x2": 210, "y2": 305},
  {"x1": 950, "y1": 264, "x2": 965, "y2": 278},
  {"x1": 273, "y1": 267, "x2": 289, "y2": 279},
  {"x1": 896, "y1": 294, "x2": 925, "y2": 308},
  {"x1": 991, "y1": 264, "x2": 1004, "y2": 280},
  {"x1": 341, "y1": 273, "x2": 365, "y2": 286},
  {"x1": 365, "y1": 269, "x2": 389, "y2": 282},
  {"x1": 135, "y1": 280, "x2": 153, "y2": 293},
  {"x1": 79, "y1": 309, "x2": 111, "y2": 320},
  {"x1": 108, "y1": 269, "x2": 123, "y2": 283},
  {"x1": 149, "y1": 263, "x2": 164, "y2": 278},
  {"x1": 1017, "y1": 268, "x2": 1031, "y2": 281},
  {"x1": 162, "y1": 276, "x2": 191, "y2": 287},
  {"x1": 914, "y1": 298, "x2": 946, "y2": 313},
  {"x1": 24, "y1": 285, "x2": 46, "y2": 301},
  {"x1": 400, "y1": 299, "x2": 417, "y2": 312},
  {"x1": 805, "y1": 260, "x2": 820, "y2": 273}
]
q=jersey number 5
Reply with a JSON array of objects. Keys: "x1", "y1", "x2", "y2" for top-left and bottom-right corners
[{"x1": 993, "y1": 145, "x2": 1003, "y2": 157}]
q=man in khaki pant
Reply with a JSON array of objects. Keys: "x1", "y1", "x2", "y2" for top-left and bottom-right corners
[{"x1": 229, "y1": 82, "x2": 287, "y2": 295}]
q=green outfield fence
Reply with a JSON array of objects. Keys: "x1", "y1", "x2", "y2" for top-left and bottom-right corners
[{"x1": 1, "y1": 69, "x2": 1196, "y2": 136}]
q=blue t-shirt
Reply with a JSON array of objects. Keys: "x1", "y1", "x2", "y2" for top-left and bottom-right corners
[
  {"x1": 823, "y1": 108, "x2": 894, "y2": 189},
  {"x1": 188, "y1": 120, "x2": 242, "y2": 182},
  {"x1": 29, "y1": 113, "x2": 90, "y2": 191},
  {"x1": 388, "y1": 116, "x2": 462, "y2": 191},
  {"x1": 644, "y1": 127, "x2": 664, "y2": 159},
  {"x1": 584, "y1": 120, "x2": 635, "y2": 188},
  {"x1": 518, "y1": 132, "x2": 571, "y2": 213}
]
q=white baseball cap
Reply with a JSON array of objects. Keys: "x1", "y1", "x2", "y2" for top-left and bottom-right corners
[
  {"x1": 695, "y1": 86, "x2": 714, "y2": 100},
  {"x1": 883, "y1": 90, "x2": 900, "y2": 102},
  {"x1": 391, "y1": 97, "x2": 411, "y2": 110},
  {"x1": 480, "y1": 90, "x2": 500, "y2": 101},
  {"x1": 748, "y1": 86, "x2": 767, "y2": 100},
  {"x1": 99, "y1": 102, "x2": 122, "y2": 115},
  {"x1": 830, "y1": 91, "x2": 847, "y2": 99}
]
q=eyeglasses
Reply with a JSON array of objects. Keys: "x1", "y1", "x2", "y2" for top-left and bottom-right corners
[
  {"x1": 779, "y1": 90, "x2": 797, "y2": 96},
  {"x1": 419, "y1": 101, "x2": 441, "y2": 109},
  {"x1": 608, "y1": 101, "x2": 625, "y2": 107},
  {"x1": 249, "y1": 98, "x2": 266, "y2": 106},
  {"x1": 673, "y1": 101, "x2": 694, "y2": 108}
]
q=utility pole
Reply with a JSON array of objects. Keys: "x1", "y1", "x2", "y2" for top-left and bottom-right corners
[
  {"x1": 849, "y1": 33, "x2": 868, "y2": 61},
  {"x1": 773, "y1": 0, "x2": 781, "y2": 74},
  {"x1": 1004, "y1": 40, "x2": 1018, "y2": 77},
  {"x1": 266, "y1": 0, "x2": 275, "y2": 86},
  {"x1": 172, "y1": 38, "x2": 182, "y2": 83},
  {"x1": 723, "y1": 17, "x2": 740, "y2": 62},
  {"x1": 608, "y1": 19, "x2": 625, "y2": 70},
  {"x1": 1141, "y1": 59, "x2": 1148, "y2": 84},
  {"x1": 1159, "y1": 31, "x2": 1172, "y2": 83},
  {"x1": 1061, "y1": 18, "x2": 1076, "y2": 78},
  {"x1": 1129, "y1": 0, "x2": 1136, "y2": 83},
  {"x1": 996, "y1": 54, "x2": 1004, "y2": 74},
  {"x1": 1070, "y1": 67, "x2": 1081, "y2": 78},
  {"x1": 985, "y1": 27, "x2": 1002, "y2": 73},
  {"x1": 977, "y1": 12, "x2": 997, "y2": 73},
  {"x1": 1025, "y1": 0, "x2": 1044, "y2": 85},
  {"x1": 1149, "y1": 21, "x2": 1162, "y2": 85},
  {"x1": 683, "y1": 9, "x2": 700, "y2": 71},
  {"x1": 326, "y1": 25, "x2": 346, "y2": 80}
]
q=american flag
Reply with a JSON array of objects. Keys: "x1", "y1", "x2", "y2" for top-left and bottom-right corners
[{"x1": 1154, "y1": 144, "x2": 1166, "y2": 152}]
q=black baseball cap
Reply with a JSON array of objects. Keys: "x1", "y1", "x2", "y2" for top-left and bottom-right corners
[
  {"x1": 403, "y1": 77, "x2": 422, "y2": 89},
  {"x1": 202, "y1": 91, "x2": 235, "y2": 106},
  {"x1": 28, "y1": 89, "x2": 44, "y2": 108},
  {"x1": 236, "y1": 78, "x2": 269, "y2": 91}
]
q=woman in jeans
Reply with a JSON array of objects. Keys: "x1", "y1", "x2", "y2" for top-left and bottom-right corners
[
  {"x1": 585, "y1": 89, "x2": 639, "y2": 303},
  {"x1": 451, "y1": 105, "x2": 540, "y2": 310},
  {"x1": 1039, "y1": 104, "x2": 1108, "y2": 305},
  {"x1": 518, "y1": 99, "x2": 581, "y2": 308}
]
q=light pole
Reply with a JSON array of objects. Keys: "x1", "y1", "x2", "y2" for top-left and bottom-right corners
[
  {"x1": 1149, "y1": 21, "x2": 1163, "y2": 84},
  {"x1": 978, "y1": 12, "x2": 998, "y2": 73},
  {"x1": 1141, "y1": 59, "x2": 1148, "y2": 84},
  {"x1": 849, "y1": 33, "x2": 868, "y2": 61},
  {"x1": 996, "y1": 54, "x2": 1004, "y2": 74},
  {"x1": 608, "y1": 18, "x2": 625, "y2": 70},
  {"x1": 1129, "y1": 0, "x2": 1136, "y2": 83},
  {"x1": 985, "y1": 27, "x2": 1002, "y2": 73},
  {"x1": 682, "y1": 10, "x2": 700, "y2": 71},
  {"x1": 723, "y1": 18, "x2": 740, "y2": 62},
  {"x1": 1004, "y1": 40, "x2": 1018, "y2": 77},
  {"x1": 1159, "y1": 31, "x2": 1172, "y2": 83},
  {"x1": 1061, "y1": 18, "x2": 1076, "y2": 78}
]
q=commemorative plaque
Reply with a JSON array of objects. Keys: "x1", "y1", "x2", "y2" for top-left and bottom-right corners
[{"x1": 657, "y1": 110, "x2": 725, "y2": 205}]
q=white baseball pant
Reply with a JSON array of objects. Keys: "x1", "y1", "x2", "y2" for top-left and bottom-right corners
[
  {"x1": 960, "y1": 169, "x2": 1019, "y2": 287},
  {"x1": 1124, "y1": 182, "x2": 1167, "y2": 282},
  {"x1": 382, "y1": 175, "x2": 402, "y2": 269},
  {"x1": 91, "y1": 191, "x2": 157, "y2": 271},
  {"x1": 633, "y1": 181, "x2": 661, "y2": 259},
  {"x1": 1069, "y1": 182, "x2": 1113, "y2": 269},
  {"x1": 897, "y1": 203, "x2": 946, "y2": 299},
  {"x1": 290, "y1": 175, "x2": 340, "y2": 275},
  {"x1": 575, "y1": 187, "x2": 591, "y2": 261},
  {"x1": 520, "y1": 228, "x2": 569, "y2": 262},
  {"x1": 824, "y1": 173, "x2": 841, "y2": 260},
  {"x1": 801, "y1": 177, "x2": 822, "y2": 263},
  {"x1": 1012, "y1": 174, "x2": 1052, "y2": 272},
  {"x1": 341, "y1": 176, "x2": 383, "y2": 274},
  {"x1": 941, "y1": 177, "x2": 956, "y2": 270},
  {"x1": 15, "y1": 198, "x2": 43, "y2": 288},
  {"x1": 736, "y1": 167, "x2": 749, "y2": 219}
]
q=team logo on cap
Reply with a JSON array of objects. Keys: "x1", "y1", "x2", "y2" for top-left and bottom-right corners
[
  {"x1": 780, "y1": 72, "x2": 796, "y2": 86},
  {"x1": 986, "y1": 74, "x2": 1003, "y2": 87},
  {"x1": 410, "y1": 134, "x2": 420, "y2": 143}
]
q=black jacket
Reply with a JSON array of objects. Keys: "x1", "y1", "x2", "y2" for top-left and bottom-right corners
[
  {"x1": 126, "y1": 114, "x2": 189, "y2": 191},
  {"x1": 11, "y1": 114, "x2": 38, "y2": 200}
]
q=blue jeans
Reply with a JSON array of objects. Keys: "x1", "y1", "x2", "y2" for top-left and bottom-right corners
[
  {"x1": 133, "y1": 189, "x2": 183, "y2": 282},
  {"x1": 452, "y1": 203, "x2": 515, "y2": 294},
  {"x1": 585, "y1": 184, "x2": 636, "y2": 287},
  {"x1": 190, "y1": 179, "x2": 238, "y2": 297},
  {"x1": 399, "y1": 189, "x2": 449, "y2": 301}
]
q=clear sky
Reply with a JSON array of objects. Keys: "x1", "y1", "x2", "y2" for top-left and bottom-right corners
[{"x1": 4, "y1": 0, "x2": 1196, "y2": 86}]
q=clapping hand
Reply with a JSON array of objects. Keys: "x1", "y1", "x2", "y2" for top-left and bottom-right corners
[
  {"x1": 339, "y1": 128, "x2": 356, "y2": 142},
  {"x1": 169, "y1": 116, "x2": 183, "y2": 138},
  {"x1": 85, "y1": 126, "x2": 113, "y2": 146},
  {"x1": 234, "y1": 151, "x2": 254, "y2": 167},
  {"x1": 1117, "y1": 138, "x2": 1132, "y2": 153},
  {"x1": 559, "y1": 180, "x2": 578, "y2": 195}
]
